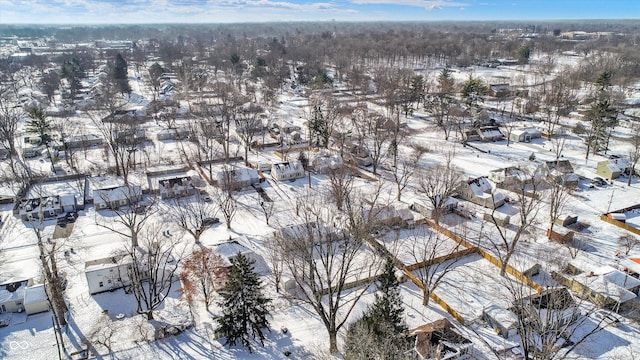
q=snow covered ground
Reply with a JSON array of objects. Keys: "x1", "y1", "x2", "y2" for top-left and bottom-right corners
[{"x1": 2, "y1": 52, "x2": 640, "y2": 359}]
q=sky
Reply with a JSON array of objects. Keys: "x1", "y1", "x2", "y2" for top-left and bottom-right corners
[{"x1": 0, "y1": 0, "x2": 637, "y2": 25}]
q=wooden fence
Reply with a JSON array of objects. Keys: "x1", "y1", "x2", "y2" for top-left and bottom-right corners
[{"x1": 600, "y1": 214, "x2": 640, "y2": 236}]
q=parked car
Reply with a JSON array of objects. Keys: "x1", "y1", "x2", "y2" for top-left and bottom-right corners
[
  {"x1": 200, "y1": 191, "x2": 212, "y2": 202},
  {"x1": 591, "y1": 177, "x2": 608, "y2": 187},
  {"x1": 202, "y1": 217, "x2": 220, "y2": 226}
]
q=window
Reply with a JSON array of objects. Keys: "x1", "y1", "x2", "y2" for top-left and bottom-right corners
[{"x1": 99, "y1": 281, "x2": 104, "y2": 287}]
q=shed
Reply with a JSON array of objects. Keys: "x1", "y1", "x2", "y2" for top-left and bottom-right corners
[{"x1": 23, "y1": 284, "x2": 49, "y2": 315}]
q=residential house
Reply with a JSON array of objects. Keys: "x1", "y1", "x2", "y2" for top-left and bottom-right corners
[
  {"x1": 464, "y1": 126, "x2": 504, "y2": 143},
  {"x1": 65, "y1": 134, "x2": 104, "y2": 149},
  {"x1": 410, "y1": 197, "x2": 458, "y2": 219},
  {"x1": 512, "y1": 288, "x2": 579, "y2": 328},
  {"x1": 310, "y1": 153, "x2": 344, "y2": 174},
  {"x1": 156, "y1": 128, "x2": 190, "y2": 141},
  {"x1": 0, "y1": 280, "x2": 28, "y2": 313},
  {"x1": 408, "y1": 318, "x2": 473, "y2": 360},
  {"x1": 347, "y1": 145, "x2": 373, "y2": 167},
  {"x1": 15, "y1": 196, "x2": 63, "y2": 221},
  {"x1": 489, "y1": 83, "x2": 511, "y2": 97},
  {"x1": 216, "y1": 167, "x2": 260, "y2": 191},
  {"x1": 596, "y1": 160, "x2": 622, "y2": 181},
  {"x1": 85, "y1": 256, "x2": 134, "y2": 295},
  {"x1": 507, "y1": 128, "x2": 541, "y2": 143},
  {"x1": 544, "y1": 160, "x2": 579, "y2": 187},
  {"x1": 361, "y1": 205, "x2": 416, "y2": 229},
  {"x1": 212, "y1": 237, "x2": 262, "y2": 268},
  {"x1": 457, "y1": 177, "x2": 505, "y2": 209},
  {"x1": 158, "y1": 176, "x2": 195, "y2": 199},
  {"x1": 489, "y1": 166, "x2": 532, "y2": 188},
  {"x1": 93, "y1": 185, "x2": 143, "y2": 210},
  {"x1": 564, "y1": 266, "x2": 640, "y2": 310},
  {"x1": 271, "y1": 161, "x2": 305, "y2": 181}
]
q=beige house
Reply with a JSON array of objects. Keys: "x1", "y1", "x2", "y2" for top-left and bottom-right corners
[{"x1": 596, "y1": 160, "x2": 621, "y2": 181}]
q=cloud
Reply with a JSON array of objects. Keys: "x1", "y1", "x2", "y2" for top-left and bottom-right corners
[{"x1": 349, "y1": 0, "x2": 466, "y2": 9}]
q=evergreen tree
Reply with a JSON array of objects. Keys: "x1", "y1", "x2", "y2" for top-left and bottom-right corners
[
  {"x1": 344, "y1": 259, "x2": 410, "y2": 359},
  {"x1": 113, "y1": 53, "x2": 131, "y2": 95},
  {"x1": 217, "y1": 253, "x2": 271, "y2": 353},
  {"x1": 309, "y1": 104, "x2": 329, "y2": 148}
]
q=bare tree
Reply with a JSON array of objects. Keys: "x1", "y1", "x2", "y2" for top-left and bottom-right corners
[
  {"x1": 546, "y1": 177, "x2": 574, "y2": 241},
  {"x1": 212, "y1": 166, "x2": 238, "y2": 229},
  {"x1": 406, "y1": 226, "x2": 464, "y2": 306},
  {"x1": 627, "y1": 123, "x2": 640, "y2": 186},
  {"x1": 0, "y1": 89, "x2": 22, "y2": 175},
  {"x1": 85, "y1": 82, "x2": 141, "y2": 183},
  {"x1": 235, "y1": 103, "x2": 264, "y2": 165},
  {"x1": 418, "y1": 149, "x2": 463, "y2": 225},
  {"x1": 120, "y1": 224, "x2": 184, "y2": 320},
  {"x1": 21, "y1": 182, "x2": 69, "y2": 352},
  {"x1": 180, "y1": 248, "x2": 228, "y2": 311},
  {"x1": 485, "y1": 170, "x2": 543, "y2": 276},
  {"x1": 618, "y1": 234, "x2": 640, "y2": 256},
  {"x1": 257, "y1": 195, "x2": 275, "y2": 226},
  {"x1": 169, "y1": 197, "x2": 217, "y2": 244},
  {"x1": 426, "y1": 68, "x2": 457, "y2": 140},
  {"x1": 273, "y1": 193, "x2": 382, "y2": 354},
  {"x1": 326, "y1": 165, "x2": 355, "y2": 211},
  {"x1": 503, "y1": 275, "x2": 608, "y2": 360},
  {"x1": 96, "y1": 184, "x2": 156, "y2": 247}
]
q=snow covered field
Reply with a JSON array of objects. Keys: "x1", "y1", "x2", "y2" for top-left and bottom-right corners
[{"x1": 2, "y1": 42, "x2": 640, "y2": 360}]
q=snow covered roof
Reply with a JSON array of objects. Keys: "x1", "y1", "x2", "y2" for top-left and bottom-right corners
[
  {"x1": 24, "y1": 284, "x2": 47, "y2": 305},
  {"x1": 620, "y1": 257, "x2": 640, "y2": 274},
  {"x1": 572, "y1": 267, "x2": 640, "y2": 304}
]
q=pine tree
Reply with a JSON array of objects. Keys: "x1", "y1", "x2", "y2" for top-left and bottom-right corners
[
  {"x1": 113, "y1": 53, "x2": 131, "y2": 94},
  {"x1": 344, "y1": 259, "x2": 410, "y2": 359},
  {"x1": 367, "y1": 258, "x2": 407, "y2": 336},
  {"x1": 217, "y1": 252, "x2": 271, "y2": 353}
]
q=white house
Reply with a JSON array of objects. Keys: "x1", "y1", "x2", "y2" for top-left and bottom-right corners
[
  {"x1": 93, "y1": 185, "x2": 143, "y2": 210},
  {"x1": 507, "y1": 128, "x2": 541, "y2": 143},
  {"x1": 271, "y1": 161, "x2": 305, "y2": 181},
  {"x1": 0, "y1": 280, "x2": 27, "y2": 313},
  {"x1": 85, "y1": 256, "x2": 134, "y2": 295},
  {"x1": 216, "y1": 167, "x2": 260, "y2": 191}
]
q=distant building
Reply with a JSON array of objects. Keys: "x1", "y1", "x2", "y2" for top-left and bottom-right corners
[
  {"x1": 410, "y1": 197, "x2": 458, "y2": 220},
  {"x1": 489, "y1": 83, "x2": 511, "y2": 97}
]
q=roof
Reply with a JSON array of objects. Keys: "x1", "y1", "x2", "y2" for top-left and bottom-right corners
[{"x1": 24, "y1": 284, "x2": 48, "y2": 305}]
